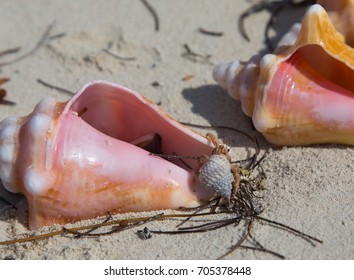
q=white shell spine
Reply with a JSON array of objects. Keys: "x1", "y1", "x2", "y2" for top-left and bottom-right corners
[
  {"x1": 0, "y1": 97, "x2": 56, "y2": 194},
  {"x1": 0, "y1": 116, "x2": 19, "y2": 192}
]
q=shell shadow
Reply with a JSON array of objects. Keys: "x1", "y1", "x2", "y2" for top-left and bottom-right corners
[
  {"x1": 0, "y1": 181, "x2": 28, "y2": 228},
  {"x1": 256, "y1": 1, "x2": 309, "y2": 56},
  {"x1": 181, "y1": 84, "x2": 267, "y2": 149}
]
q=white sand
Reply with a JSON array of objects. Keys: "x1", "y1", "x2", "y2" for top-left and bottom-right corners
[{"x1": 0, "y1": 0, "x2": 353, "y2": 259}]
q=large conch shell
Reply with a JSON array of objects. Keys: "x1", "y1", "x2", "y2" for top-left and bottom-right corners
[
  {"x1": 0, "y1": 80, "x2": 215, "y2": 229},
  {"x1": 213, "y1": 4, "x2": 354, "y2": 146}
]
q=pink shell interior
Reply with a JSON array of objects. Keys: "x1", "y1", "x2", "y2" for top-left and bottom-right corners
[
  {"x1": 65, "y1": 81, "x2": 211, "y2": 170},
  {"x1": 255, "y1": 46, "x2": 354, "y2": 145}
]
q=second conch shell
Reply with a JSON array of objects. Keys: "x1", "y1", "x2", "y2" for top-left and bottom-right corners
[
  {"x1": 213, "y1": 4, "x2": 354, "y2": 146},
  {"x1": 0, "y1": 81, "x2": 216, "y2": 229}
]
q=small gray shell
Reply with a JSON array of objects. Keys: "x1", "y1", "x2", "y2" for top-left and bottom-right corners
[{"x1": 198, "y1": 154, "x2": 234, "y2": 200}]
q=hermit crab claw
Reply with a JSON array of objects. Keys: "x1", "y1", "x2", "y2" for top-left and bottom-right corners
[{"x1": 0, "y1": 80, "x2": 215, "y2": 229}]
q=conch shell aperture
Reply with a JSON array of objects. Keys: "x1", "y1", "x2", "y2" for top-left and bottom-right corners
[
  {"x1": 213, "y1": 4, "x2": 354, "y2": 146},
  {"x1": 0, "y1": 80, "x2": 215, "y2": 229}
]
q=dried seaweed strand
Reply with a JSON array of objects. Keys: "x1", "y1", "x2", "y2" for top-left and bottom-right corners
[
  {"x1": 198, "y1": 27, "x2": 224, "y2": 37},
  {"x1": 183, "y1": 44, "x2": 211, "y2": 58},
  {"x1": 102, "y1": 49, "x2": 136, "y2": 61},
  {"x1": 0, "y1": 78, "x2": 16, "y2": 106},
  {"x1": 265, "y1": 0, "x2": 316, "y2": 51},
  {"x1": 239, "y1": 0, "x2": 315, "y2": 49},
  {"x1": 246, "y1": 227, "x2": 285, "y2": 259},
  {"x1": 0, "y1": 212, "x2": 217, "y2": 246},
  {"x1": 181, "y1": 44, "x2": 211, "y2": 64},
  {"x1": 0, "y1": 47, "x2": 21, "y2": 58},
  {"x1": 49, "y1": 33, "x2": 66, "y2": 41},
  {"x1": 149, "y1": 218, "x2": 237, "y2": 234},
  {"x1": 177, "y1": 198, "x2": 219, "y2": 227},
  {"x1": 141, "y1": 0, "x2": 160, "y2": 31},
  {"x1": 149, "y1": 153, "x2": 201, "y2": 161},
  {"x1": 0, "y1": 23, "x2": 54, "y2": 67},
  {"x1": 264, "y1": 3, "x2": 283, "y2": 51},
  {"x1": 37, "y1": 79, "x2": 74, "y2": 95},
  {"x1": 63, "y1": 213, "x2": 163, "y2": 237},
  {"x1": 217, "y1": 218, "x2": 253, "y2": 259},
  {"x1": 238, "y1": 1, "x2": 279, "y2": 42},
  {"x1": 0, "y1": 98, "x2": 16, "y2": 106},
  {"x1": 238, "y1": 245, "x2": 285, "y2": 259},
  {"x1": 63, "y1": 212, "x2": 113, "y2": 238},
  {"x1": 255, "y1": 216, "x2": 323, "y2": 244}
]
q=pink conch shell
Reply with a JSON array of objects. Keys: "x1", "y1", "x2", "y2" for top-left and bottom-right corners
[
  {"x1": 317, "y1": 0, "x2": 354, "y2": 47},
  {"x1": 213, "y1": 4, "x2": 354, "y2": 146},
  {"x1": 0, "y1": 80, "x2": 215, "y2": 229}
]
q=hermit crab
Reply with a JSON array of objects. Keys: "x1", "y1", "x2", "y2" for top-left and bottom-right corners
[{"x1": 197, "y1": 133, "x2": 240, "y2": 205}]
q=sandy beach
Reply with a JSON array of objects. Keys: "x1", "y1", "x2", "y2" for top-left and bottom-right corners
[{"x1": 0, "y1": 0, "x2": 353, "y2": 260}]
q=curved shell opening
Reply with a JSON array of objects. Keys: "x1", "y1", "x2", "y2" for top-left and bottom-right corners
[
  {"x1": 296, "y1": 45, "x2": 354, "y2": 94},
  {"x1": 64, "y1": 81, "x2": 212, "y2": 171}
]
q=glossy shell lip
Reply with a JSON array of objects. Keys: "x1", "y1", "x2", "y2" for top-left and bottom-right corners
[{"x1": 63, "y1": 80, "x2": 213, "y2": 170}]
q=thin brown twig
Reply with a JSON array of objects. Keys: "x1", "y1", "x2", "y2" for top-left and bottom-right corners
[
  {"x1": 140, "y1": 0, "x2": 160, "y2": 31},
  {"x1": 102, "y1": 49, "x2": 136, "y2": 61},
  {"x1": 63, "y1": 212, "x2": 113, "y2": 238},
  {"x1": 0, "y1": 78, "x2": 16, "y2": 106},
  {"x1": 37, "y1": 79, "x2": 74, "y2": 95},
  {"x1": 237, "y1": 245, "x2": 285, "y2": 259},
  {"x1": 181, "y1": 44, "x2": 212, "y2": 64},
  {"x1": 239, "y1": 0, "x2": 315, "y2": 49},
  {"x1": 255, "y1": 216, "x2": 323, "y2": 244},
  {"x1": 0, "y1": 99, "x2": 16, "y2": 106},
  {"x1": 217, "y1": 218, "x2": 253, "y2": 259},
  {"x1": 0, "y1": 212, "x2": 215, "y2": 246},
  {"x1": 0, "y1": 22, "x2": 55, "y2": 67},
  {"x1": 198, "y1": 27, "x2": 224, "y2": 37},
  {"x1": 176, "y1": 199, "x2": 219, "y2": 227},
  {"x1": 63, "y1": 213, "x2": 163, "y2": 237},
  {"x1": 0, "y1": 47, "x2": 21, "y2": 58},
  {"x1": 48, "y1": 33, "x2": 66, "y2": 41}
]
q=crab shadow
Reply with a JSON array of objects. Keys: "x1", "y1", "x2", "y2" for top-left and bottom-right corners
[{"x1": 181, "y1": 84, "x2": 269, "y2": 150}]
